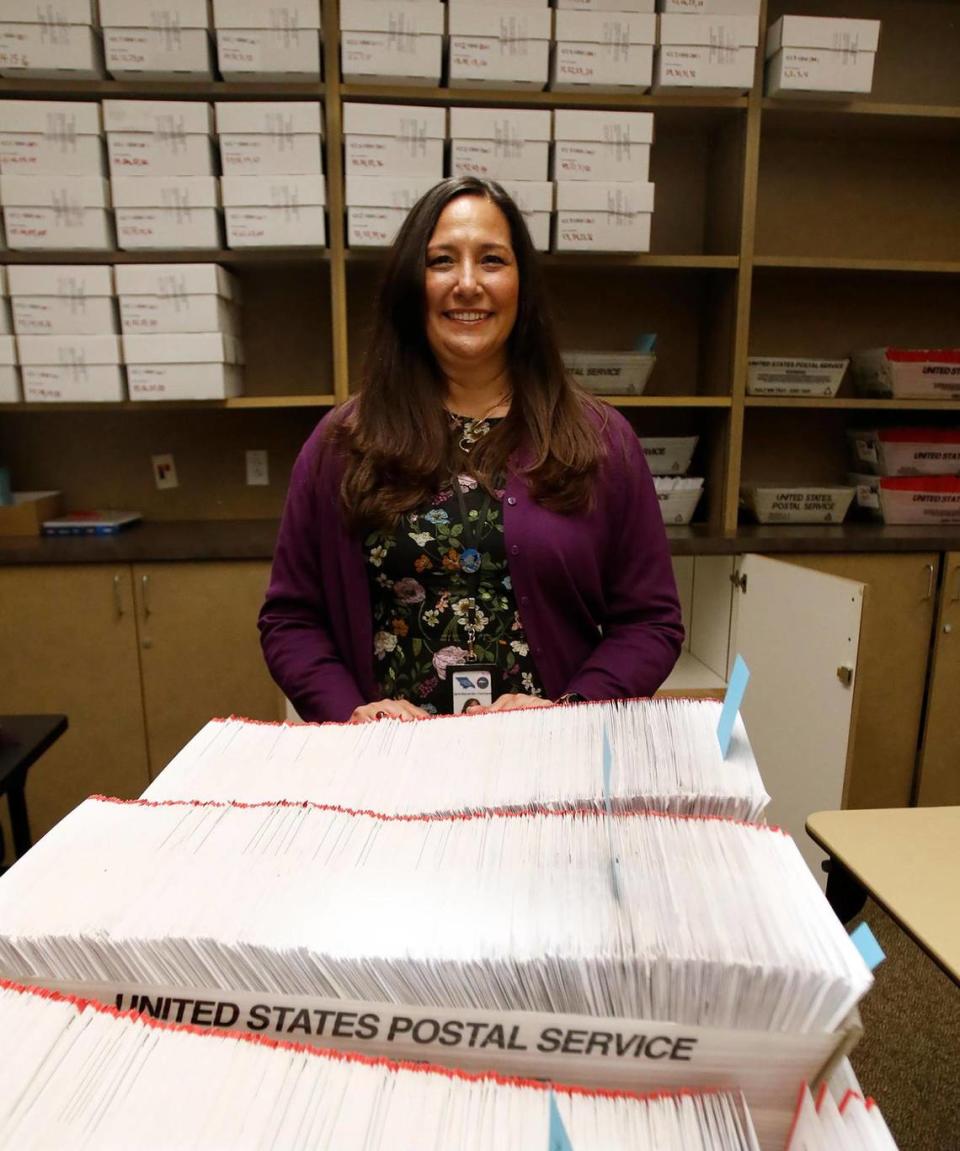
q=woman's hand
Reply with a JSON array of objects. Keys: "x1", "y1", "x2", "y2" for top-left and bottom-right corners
[
  {"x1": 349, "y1": 699, "x2": 430, "y2": 723},
  {"x1": 464, "y1": 694, "x2": 555, "y2": 715}
]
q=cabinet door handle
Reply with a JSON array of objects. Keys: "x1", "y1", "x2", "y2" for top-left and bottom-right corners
[
  {"x1": 922, "y1": 562, "x2": 935, "y2": 601},
  {"x1": 141, "y1": 573, "x2": 152, "y2": 618},
  {"x1": 112, "y1": 574, "x2": 124, "y2": 619}
]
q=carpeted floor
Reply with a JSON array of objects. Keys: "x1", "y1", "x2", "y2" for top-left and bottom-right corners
[{"x1": 849, "y1": 901, "x2": 960, "y2": 1151}]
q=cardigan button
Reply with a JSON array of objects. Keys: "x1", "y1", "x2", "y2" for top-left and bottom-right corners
[
  {"x1": 510, "y1": 545, "x2": 520, "y2": 555},
  {"x1": 520, "y1": 596, "x2": 530, "y2": 606},
  {"x1": 506, "y1": 496, "x2": 517, "y2": 506}
]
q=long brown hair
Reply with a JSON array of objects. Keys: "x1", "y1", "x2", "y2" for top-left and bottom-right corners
[{"x1": 335, "y1": 177, "x2": 603, "y2": 532}]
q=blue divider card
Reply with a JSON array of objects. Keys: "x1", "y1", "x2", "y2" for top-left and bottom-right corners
[
  {"x1": 850, "y1": 922, "x2": 886, "y2": 971},
  {"x1": 549, "y1": 1090, "x2": 574, "y2": 1151},
  {"x1": 717, "y1": 655, "x2": 751, "y2": 758},
  {"x1": 602, "y1": 726, "x2": 622, "y2": 904}
]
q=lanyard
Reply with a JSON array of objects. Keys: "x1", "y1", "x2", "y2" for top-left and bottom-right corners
[{"x1": 452, "y1": 473, "x2": 494, "y2": 658}]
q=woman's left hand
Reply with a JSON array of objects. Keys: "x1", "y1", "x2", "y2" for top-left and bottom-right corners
[{"x1": 465, "y1": 694, "x2": 555, "y2": 715}]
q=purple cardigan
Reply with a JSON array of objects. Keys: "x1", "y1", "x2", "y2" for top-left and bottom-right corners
[{"x1": 259, "y1": 404, "x2": 684, "y2": 721}]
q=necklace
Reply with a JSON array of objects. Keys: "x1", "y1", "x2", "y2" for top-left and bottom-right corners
[{"x1": 445, "y1": 392, "x2": 512, "y2": 454}]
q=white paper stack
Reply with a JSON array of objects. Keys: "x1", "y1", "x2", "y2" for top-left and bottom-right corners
[
  {"x1": 655, "y1": 2, "x2": 760, "y2": 93},
  {"x1": 655, "y1": 475, "x2": 705, "y2": 524},
  {"x1": 100, "y1": 0, "x2": 215, "y2": 79},
  {"x1": 766, "y1": 17, "x2": 881, "y2": 98},
  {"x1": 640, "y1": 434, "x2": 699, "y2": 475},
  {"x1": 786, "y1": 1082, "x2": 899, "y2": 1150},
  {"x1": 214, "y1": 0, "x2": 322, "y2": 80},
  {"x1": 340, "y1": 0, "x2": 443, "y2": 84},
  {"x1": 0, "y1": 0, "x2": 102, "y2": 79},
  {"x1": 0, "y1": 173, "x2": 112, "y2": 250},
  {"x1": 0, "y1": 100, "x2": 105, "y2": 178},
  {"x1": 16, "y1": 333, "x2": 125, "y2": 402},
  {"x1": 123, "y1": 331, "x2": 243, "y2": 400},
  {"x1": 0, "y1": 980, "x2": 764, "y2": 1151},
  {"x1": 345, "y1": 173, "x2": 437, "y2": 247},
  {"x1": 145, "y1": 700, "x2": 770, "y2": 821},
  {"x1": 8, "y1": 265, "x2": 117, "y2": 336},
  {"x1": 217, "y1": 102, "x2": 326, "y2": 248},
  {"x1": 552, "y1": 2, "x2": 657, "y2": 93},
  {"x1": 448, "y1": 0, "x2": 551, "y2": 88}
]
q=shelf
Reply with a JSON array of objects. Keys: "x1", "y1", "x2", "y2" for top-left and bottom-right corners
[
  {"x1": 657, "y1": 650, "x2": 726, "y2": 698},
  {"x1": 0, "y1": 249, "x2": 329, "y2": 266},
  {"x1": 760, "y1": 100, "x2": 960, "y2": 142},
  {"x1": 744, "y1": 397, "x2": 960, "y2": 412},
  {"x1": 0, "y1": 396, "x2": 336, "y2": 413},
  {"x1": 0, "y1": 79, "x2": 324, "y2": 100},
  {"x1": 600, "y1": 396, "x2": 731, "y2": 408},
  {"x1": 753, "y1": 257, "x2": 960, "y2": 276}
]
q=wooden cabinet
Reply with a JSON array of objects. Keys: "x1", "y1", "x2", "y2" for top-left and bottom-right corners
[
  {"x1": 916, "y1": 552, "x2": 960, "y2": 806},
  {"x1": 0, "y1": 561, "x2": 281, "y2": 856},
  {"x1": 0, "y1": 566, "x2": 150, "y2": 851}
]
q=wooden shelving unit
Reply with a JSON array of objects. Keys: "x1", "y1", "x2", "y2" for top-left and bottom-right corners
[{"x1": 0, "y1": 0, "x2": 958, "y2": 533}]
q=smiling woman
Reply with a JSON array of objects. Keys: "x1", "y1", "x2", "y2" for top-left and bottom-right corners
[{"x1": 259, "y1": 177, "x2": 684, "y2": 723}]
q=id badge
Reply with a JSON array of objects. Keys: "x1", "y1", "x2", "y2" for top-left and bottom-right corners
[{"x1": 448, "y1": 663, "x2": 496, "y2": 714}]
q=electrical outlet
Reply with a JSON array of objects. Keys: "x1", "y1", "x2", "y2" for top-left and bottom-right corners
[
  {"x1": 246, "y1": 449, "x2": 269, "y2": 487},
  {"x1": 151, "y1": 453, "x2": 178, "y2": 490}
]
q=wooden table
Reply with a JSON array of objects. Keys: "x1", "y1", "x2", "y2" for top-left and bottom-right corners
[
  {"x1": 807, "y1": 807, "x2": 960, "y2": 986},
  {"x1": 0, "y1": 715, "x2": 68, "y2": 862}
]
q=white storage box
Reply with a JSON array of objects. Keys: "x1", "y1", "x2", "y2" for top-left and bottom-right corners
[
  {"x1": 124, "y1": 332, "x2": 244, "y2": 400},
  {"x1": 104, "y1": 101, "x2": 215, "y2": 177},
  {"x1": 639, "y1": 434, "x2": 698, "y2": 476},
  {"x1": 878, "y1": 477, "x2": 960, "y2": 525},
  {"x1": 0, "y1": 0, "x2": 101, "y2": 78},
  {"x1": 0, "y1": 174, "x2": 112, "y2": 249},
  {"x1": 0, "y1": 100, "x2": 104, "y2": 176},
  {"x1": 214, "y1": 0, "x2": 322, "y2": 80},
  {"x1": 449, "y1": 107, "x2": 552, "y2": 182},
  {"x1": 851, "y1": 347, "x2": 960, "y2": 401},
  {"x1": 741, "y1": 483, "x2": 855, "y2": 525},
  {"x1": 0, "y1": 333, "x2": 19, "y2": 402},
  {"x1": 117, "y1": 263, "x2": 240, "y2": 335},
  {"x1": 654, "y1": 37, "x2": 756, "y2": 92},
  {"x1": 765, "y1": 16, "x2": 879, "y2": 98},
  {"x1": 746, "y1": 356, "x2": 848, "y2": 397},
  {"x1": 659, "y1": 0, "x2": 759, "y2": 14},
  {"x1": 340, "y1": 0, "x2": 443, "y2": 84},
  {"x1": 17, "y1": 333, "x2": 125, "y2": 402},
  {"x1": 343, "y1": 103, "x2": 446, "y2": 179},
  {"x1": 659, "y1": 12, "x2": 758, "y2": 47},
  {"x1": 113, "y1": 176, "x2": 221, "y2": 250},
  {"x1": 552, "y1": 109, "x2": 654, "y2": 181},
  {"x1": 552, "y1": 11, "x2": 656, "y2": 92},
  {"x1": 347, "y1": 206, "x2": 409, "y2": 247},
  {"x1": 555, "y1": 181, "x2": 654, "y2": 252},
  {"x1": 848, "y1": 471, "x2": 882, "y2": 521},
  {"x1": 557, "y1": 0, "x2": 653, "y2": 9},
  {"x1": 8, "y1": 265, "x2": 116, "y2": 336},
  {"x1": 345, "y1": 173, "x2": 436, "y2": 207},
  {"x1": 448, "y1": 4, "x2": 551, "y2": 89},
  {"x1": 216, "y1": 102, "x2": 323, "y2": 176},
  {"x1": 221, "y1": 175, "x2": 327, "y2": 247},
  {"x1": 496, "y1": 179, "x2": 552, "y2": 251},
  {"x1": 847, "y1": 428, "x2": 960, "y2": 478},
  {"x1": 101, "y1": 0, "x2": 213, "y2": 79},
  {"x1": 655, "y1": 476, "x2": 704, "y2": 524},
  {"x1": 563, "y1": 349, "x2": 655, "y2": 394}
]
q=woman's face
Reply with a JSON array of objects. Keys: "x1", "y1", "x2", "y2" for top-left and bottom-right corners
[{"x1": 423, "y1": 196, "x2": 520, "y2": 377}]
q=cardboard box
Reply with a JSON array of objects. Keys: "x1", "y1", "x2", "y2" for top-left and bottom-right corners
[
  {"x1": 553, "y1": 110, "x2": 654, "y2": 180},
  {"x1": 562, "y1": 349, "x2": 655, "y2": 394},
  {"x1": 216, "y1": 28, "x2": 321, "y2": 79},
  {"x1": 766, "y1": 16, "x2": 881, "y2": 57},
  {"x1": 344, "y1": 103, "x2": 445, "y2": 179},
  {"x1": 1, "y1": 174, "x2": 112, "y2": 249},
  {"x1": 105, "y1": 100, "x2": 215, "y2": 177},
  {"x1": 766, "y1": 47, "x2": 876, "y2": 98},
  {"x1": 655, "y1": 477, "x2": 704, "y2": 524},
  {"x1": 113, "y1": 175, "x2": 221, "y2": 249},
  {"x1": 9, "y1": 265, "x2": 117, "y2": 336},
  {"x1": 553, "y1": 108, "x2": 655, "y2": 145},
  {"x1": 746, "y1": 357, "x2": 848, "y2": 397},
  {"x1": 18, "y1": 333, "x2": 125, "y2": 402},
  {"x1": 555, "y1": 181, "x2": 655, "y2": 252},
  {"x1": 117, "y1": 263, "x2": 240, "y2": 334},
  {"x1": 496, "y1": 179, "x2": 552, "y2": 251},
  {"x1": 741, "y1": 484, "x2": 855, "y2": 525},
  {"x1": 557, "y1": 0, "x2": 653, "y2": 8},
  {"x1": 213, "y1": 0, "x2": 320, "y2": 26},
  {"x1": 639, "y1": 435, "x2": 699, "y2": 476},
  {"x1": 659, "y1": 12, "x2": 759, "y2": 46},
  {"x1": 659, "y1": 0, "x2": 759, "y2": 14},
  {"x1": 653, "y1": 44, "x2": 756, "y2": 91},
  {"x1": 100, "y1": 0, "x2": 212, "y2": 77},
  {"x1": 347, "y1": 206, "x2": 409, "y2": 247},
  {"x1": 448, "y1": 5, "x2": 551, "y2": 88},
  {"x1": 552, "y1": 11, "x2": 655, "y2": 91},
  {"x1": 851, "y1": 347, "x2": 960, "y2": 401},
  {"x1": 878, "y1": 477, "x2": 960, "y2": 525},
  {"x1": 340, "y1": 0, "x2": 443, "y2": 84},
  {"x1": 0, "y1": 100, "x2": 104, "y2": 176},
  {"x1": 216, "y1": 101, "x2": 323, "y2": 176},
  {"x1": 344, "y1": 173, "x2": 437, "y2": 208},
  {"x1": 0, "y1": 333, "x2": 19, "y2": 401},
  {"x1": 847, "y1": 428, "x2": 960, "y2": 478},
  {"x1": 221, "y1": 174, "x2": 327, "y2": 247},
  {"x1": 0, "y1": 23, "x2": 101, "y2": 79},
  {"x1": 0, "y1": 491, "x2": 62, "y2": 535},
  {"x1": 124, "y1": 332, "x2": 244, "y2": 400}
]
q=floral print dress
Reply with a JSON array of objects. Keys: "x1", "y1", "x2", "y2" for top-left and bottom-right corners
[{"x1": 364, "y1": 414, "x2": 544, "y2": 714}]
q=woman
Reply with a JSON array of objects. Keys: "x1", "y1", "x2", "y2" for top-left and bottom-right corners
[{"x1": 259, "y1": 177, "x2": 683, "y2": 723}]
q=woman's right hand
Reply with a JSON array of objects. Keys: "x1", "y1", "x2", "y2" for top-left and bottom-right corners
[{"x1": 349, "y1": 699, "x2": 430, "y2": 723}]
